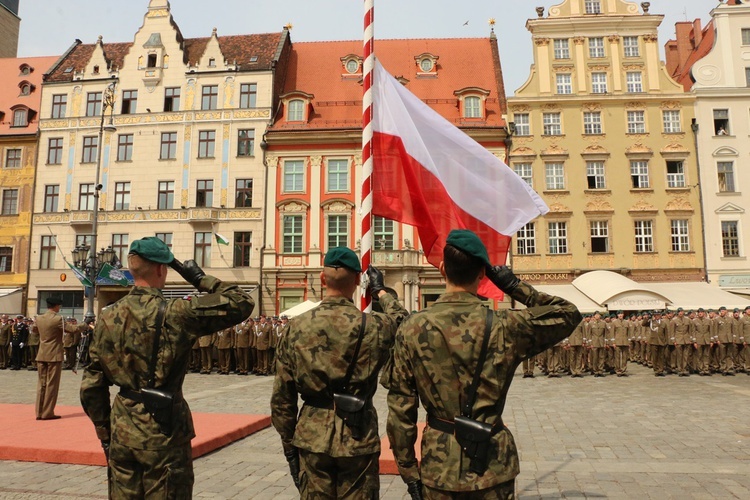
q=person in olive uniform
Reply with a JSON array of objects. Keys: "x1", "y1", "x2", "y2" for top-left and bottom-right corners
[
  {"x1": 386, "y1": 230, "x2": 581, "y2": 499},
  {"x1": 0, "y1": 314, "x2": 12, "y2": 369},
  {"x1": 80, "y1": 237, "x2": 254, "y2": 499},
  {"x1": 271, "y1": 247, "x2": 407, "y2": 498}
]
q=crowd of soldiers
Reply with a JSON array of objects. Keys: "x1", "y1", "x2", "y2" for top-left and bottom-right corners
[
  {"x1": 0, "y1": 314, "x2": 89, "y2": 371},
  {"x1": 524, "y1": 305, "x2": 750, "y2": 378}
]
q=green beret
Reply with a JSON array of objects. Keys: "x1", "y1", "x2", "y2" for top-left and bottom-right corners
[
  {"x1": 324, "y1": 247, "x2": 362, "y2": 273},
  {"x1": 45, "y1": 296, "x2": 63, "y2": 307},
  {"x1": 445, "y1": 229, "x2": 490, "y2": 266},
  {"x1": 719, "y1": 306, "x2": 727, "y2": 311},
  {"x1": 128, "y1": 237, "x2": 174, "y2": 264}
]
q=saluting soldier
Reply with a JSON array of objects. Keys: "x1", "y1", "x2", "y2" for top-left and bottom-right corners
[
  {"x1": 62, "y1": 318, "x2": 80, "y2": 370},
  {"x1": 644, "y1": 310, "x2": 668, "y2": 376},
  {"x1": 255, "y1": 315, "x2": 272, "y2": 375},
  {"x1": 216, "y1": 327, "x2": 233, "y2": 375},
  {"x1": 234, "y1": 317, "x2": 251, "y2": 375},
  {"x1": 80, "y1": 237, "x2": 253, "y2": 499},
  {"x1": 0, "y1": 314, "x2": 11, "y2": 369},
  {"x1": 271, "y1": 248, "x2": 407, "y2": 497},
  {"x1": 386, "y1": 230, "x2": 580, "y2": 498}
]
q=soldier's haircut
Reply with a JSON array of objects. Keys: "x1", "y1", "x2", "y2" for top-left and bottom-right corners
[
  {"x1": 323, "y1": 266, "x2": 357, "y2": 291},
  {"x1": 443, "y1": 244, "x2": 484, "y2": 286},
  {"x1": 127, "y1": 253, "x2": 160, "y2": 280}
]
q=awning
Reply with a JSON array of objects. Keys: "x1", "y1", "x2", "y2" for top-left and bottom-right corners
[
  {"x1": 281, "y1": 299, "x2": 321, "y2": 318},
  {"x1": 0, "y1": 288, "x2": 23, "y2": 315},
  {"x1": 727, "y1": 288, "x2": 750, "y2": 298},
  {"x1": 572, "y1": 270, "x2": 670, "y2": 309},
  {"x1": 534, "y1": 284, "x2": 601, "y2": 314},
  {"x1": 649, "y1": 283, "x2": 750, "y2": 311}
]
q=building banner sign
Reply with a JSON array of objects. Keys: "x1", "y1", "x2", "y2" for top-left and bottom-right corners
[{"x1": 719, "y1": 275, "x2": 750, "y2": 287}]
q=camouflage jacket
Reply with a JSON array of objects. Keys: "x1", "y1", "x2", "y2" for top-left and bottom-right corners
[
  {"x1": 385, "y1": 283, "x2": 581, "y2": 491},
  {"x1": 271, "y1": 293, "x2": 407, "y2": 457},
  {"x1": 80, "y1": 275, "x2": 254, "y2": 450}
]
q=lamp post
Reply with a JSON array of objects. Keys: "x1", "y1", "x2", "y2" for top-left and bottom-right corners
[{"x1": 76, "y1": 82, "x2": 117, "y2": 323}]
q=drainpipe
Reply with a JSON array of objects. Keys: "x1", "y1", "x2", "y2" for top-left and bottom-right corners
[{"x1": 691, "y1": 119, "x2": 709, "y2": 283}]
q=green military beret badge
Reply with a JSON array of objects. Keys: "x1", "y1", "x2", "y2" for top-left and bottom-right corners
[
  {"x1": 324, "y1": 247, "x2": 362, "y2": 273},
  {"x1": 445, "y1": 229, "x2": 490, "y2": 266},
  {"x1": 128, "y1": 236, "x2": 175, "y2": 264}
]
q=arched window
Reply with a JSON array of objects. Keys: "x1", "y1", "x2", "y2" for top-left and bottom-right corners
[
  {"x1": 12, "y1": 108, "x2": 28, "y2": 127},
  {"x1": 288, "y1": 99, "x2": 305, "y2": 121}
]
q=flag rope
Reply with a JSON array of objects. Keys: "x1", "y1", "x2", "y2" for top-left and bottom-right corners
[{"x1": 361, "y1": 0, "x2": 375, "y2": 312}]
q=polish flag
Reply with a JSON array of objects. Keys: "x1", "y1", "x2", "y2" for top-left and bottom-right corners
[{"x1": 371, "y1": 60, "x2": 548, "y2": 299}]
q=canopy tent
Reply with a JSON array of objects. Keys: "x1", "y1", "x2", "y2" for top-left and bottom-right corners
[
  {"x1": 572, "y1": 271, "x2": 670, "y2": 311},
  {"x1": 280, "y1": 300, "x2": 321, "y2": 318},
  {"x1": 648, "y1": 283, "x2": 750, "y2": 311},
  {"x1": 0, "y1": 288, "x2": 23, "y2": 315},
  {"x1": 534, "y1": 285, "x2": 601, "y2": 314}
]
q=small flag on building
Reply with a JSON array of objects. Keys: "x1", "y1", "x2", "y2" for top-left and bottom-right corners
[
  {"x1": 68, "y1": 262, "x2": 93, "y2": 287},
  {"x1": 97, "y1": 263, "x2": 130, "y2": 287},
  {"x1": 214, "y1": 232, "x2": 230, "y2": 246}
]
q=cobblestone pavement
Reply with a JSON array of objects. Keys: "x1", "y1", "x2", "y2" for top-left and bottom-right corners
[{"x1": 0, "y1": 364, "x2": 749, "y2": 499}]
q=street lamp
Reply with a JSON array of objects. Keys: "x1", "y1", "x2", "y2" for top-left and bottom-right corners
[{"x1": 76, "y1": 82, "x2": 117, "y2": 323}]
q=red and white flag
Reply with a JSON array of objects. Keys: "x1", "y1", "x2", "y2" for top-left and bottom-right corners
[{"x1": 371, "y1": 60, "x2": 548, "y2": 299}]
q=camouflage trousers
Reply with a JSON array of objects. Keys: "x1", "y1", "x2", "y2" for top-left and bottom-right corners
[
  {"x1": 299, "y1": 449, "x2": 379, "y2": 499},
  {"x1": 109, "y1": 440, "x2": 193, "y2": 499},
  {"x1": 423, "y1": 479, "x2": 515, "y2": 499}
]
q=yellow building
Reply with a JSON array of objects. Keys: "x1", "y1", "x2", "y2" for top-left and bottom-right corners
[{"x1": 507, "y1": 0, "x2": 704, "y2": 294}]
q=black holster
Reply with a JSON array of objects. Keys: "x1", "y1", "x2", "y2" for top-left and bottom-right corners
[
  {"x1": 333, "y1": 392, "x2": 367, "y2": 440},
  {"x1": 140, "y1": 387, "x2": 174, "y2": 436},
  {"x1": 454, "y1": 415, "x2": 493, "y2": 476}
]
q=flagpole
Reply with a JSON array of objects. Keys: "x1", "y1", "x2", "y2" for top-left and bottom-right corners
[{"x1": 360, "y1": 0, "x2": 375, "y2": 312}]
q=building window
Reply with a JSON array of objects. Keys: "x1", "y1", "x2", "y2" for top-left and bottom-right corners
[
  {"x1": 51, "y1": 94, "x2": 67, "y2": 118},
  {"x1": 147, "y1": 54, "x2": 157, "y2": 68},
  {"x1": 666, "y1": 161, "x2": 686, "y2": 188},
  {"x1": 43, "y1": 185, "x2": 59, "y2": 212},
  {"x1": 623, "y1": 36, "x2": 640, "y2": 57},
  {"x1": 81, "y1": 136, "x2": 98, "y2": 163},
  {"x1": 626, "y1": 72, "x2": 643, "y2": 93},
  {"x1": 718, "y1": 162, "x2": 736, "y2": 193},
  {"x1": 121, "y1": 90, "x2": 137, "y2": 114},
  {"x1": 627, "y1": 110, "x2": 646, "y2": 134},
  {"x1": 194, "y1": 232, "x2": 212, "y2": 266},
  {"x1": 240, "y1": 83, "x2": 257, "y2": 108},
  {"x1": 464, "y1": 96, "x2": 482, "y2": 118},
  {"x1": 553, "y1": 39, "x2": 570, "y2": 59},
  {"x1": 76, "y1": 235, "x2": 92, "y2": 249},
  {"x1": 721, "y1": 221, "x2": 740, "y2": 257},
  {"x1": 742, "y1": 28, "x2": 750, "y2": 46},
  {"x1": 40, "y1": 235, "x2": 55, "y2": 269},
  {"x1": 589, "y1": 37, "x2": 605, "y2": 58},
  {"x1": 514, "y1": 163, "x2": 533, "y2": 187},
  {"x1": 85, "y1": 92, "x2": 102, "y2": 117},
  {"x1": 235, "y1": 179, "x2": 252, "y2": 207},
  {"x1": 283, "y1": 160, "x2": 304, "y2": 192},
  {"x1": 78, "y1": 183, "x2": 95, "y2": 211},
  {"x1": 12, "y1": 109, "x2": 28, "y2": 127},
  {"x1": 198, "y1": 130, "x2": 216, "y2": 158},
  {"x1": 590, "y1": 221, "x2": 609, "y2": 253},
  {"x1": 114, "y1": 182, "x2": 130, "y2": 210},
  {"x1": 374, "y1": 216, "x2": 395, "y2": 250},
  {"x1": 201, "y1": 85, "x2": 218, "y2": 110},
  {"x1": 662, "y1": 110, "x2": 681, "y2": 133},
  {"x1": 713, "y1": 109, "x2": 730, "y2": 135},
  {"x1": 586, "y1": 161, "x2": 606, "y2": 189},
  {"x1": 583, "y1": 111, "x2": 602, "y2": 134},
  {"x1": 237, "y1": 129, "x2": 255, "y2": 157},
  {"x1": 346, "y1": 59, "x2": 360, "y2": 73},
  {"x1": 516, "y1": 222, "x2": 536, "y2": 255},
  {"x1": 233, "y1": 232, "x2": 252, "y2": 267},
  {"x1": 20, "y1": 83, "x2": 30, "y2": 96},
  {"x1": 4, "y1": 148, "x2": 21, "y2": 169},
  {"x1": 288, "y1": 99, "x2": 304, "y2": 121},
  {"x1": 164, "y1": 87, "x2": 180, "y2": 112},
  {"x1": 671, "y1": 220, "x2": 690, "y2": 252},
  {"x1": 591, "y1": 72, "x2": 608, "y2": 93},
  {"x1": 160, "y1": 132, "x2": 177, "y2": 159},
  {"x1": 117, "y1": 134, "x2": 133, "y2": 162},
  {"x1": 0, "y1": 247, "x2": 12, "y2": 272},
  {"x1": 282, "y1": 215, "x2": 303, "y2": 254},
  {"x1": 542, "y1": 112, "x2": 562, "y2": 135},
  {"x1": 156, "y1": 232, "x2": 172, "y2": 249},
  {"x1": 110, "y1": 234, "x2": 128, "y2": 263},
  {"x1": 47, "y1": 138, "x2": 63, "y2": 164},
  {"x1": 545, "y1": 162, "x2": 565, "y2": 190},
  {"x1": 514, "y1": 113, "x2": 530, "y2": 136},
  {"x1": 585, "y1": 0, "x2": 601, "y2": 14},
  {"x1": 328, "y1": 215, "x2": 349, "y2": 249},
  {"x1": 327, "y1": 159, "x2": 349, "y2": 192},
  {"x1": 634, "y1": 220, "x2": 654, "y2": 252},
  {"x1": 196, "y1": 179, "x2": 214, "y2": 207},
  {"x1": 419, "y1": 58, "x2": 434, "y2": 72},
  {"x1": 548, "y1": 221, "x2": 568, "y2": 254},
  {"x1": 630, "y1": 161, "x2": 650, "y2": 188},
  {"x1": 157, "y1": 181, "x2": 174, "y2": 210},
  {"x1": 556, "y1": 74, "x2": 572, "y2": 95},
  {"x1": 1, "y1": 189, "x2": 18, "y2": 215}
]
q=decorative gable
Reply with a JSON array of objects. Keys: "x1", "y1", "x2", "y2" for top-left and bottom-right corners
[
  {"x1": 196, "y1": 28, "x2": 227, "y2": 71},
  {"x1": 716, "y1": 203, "x2": 745, "y2": 215},
  {"x1": 82, "y1": 36, "x2": 110, "y2": 79}
]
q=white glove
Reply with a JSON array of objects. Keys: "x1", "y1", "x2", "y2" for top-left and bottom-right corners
[{"x1": 19, "y1": 343, "x2": 24, "y2": 348}]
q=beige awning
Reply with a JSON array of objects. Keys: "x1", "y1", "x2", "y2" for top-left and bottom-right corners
[
  {"x1": 0, "y1": 288, "x2": 23, "y2": 315},
  {"x1": 534, "y1": 284, "x2": 601, "y2": 314},
  {"x1": 649, "y1": 283, "x2": 750, "y2": 311},
  {"x1": 572, "y1": 270, "x2": 670, "y2": 309}
]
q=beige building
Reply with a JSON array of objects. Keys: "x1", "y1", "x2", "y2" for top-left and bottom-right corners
[
  {"x1": 507, "y1": 0, "x2": 704, "y2": 299},
  {"x1": 28, "y1": 0, "x2": 291, "y2": 316},
  {"x1": 0, "y1": 0, "x2": 20, "y2": 58}
]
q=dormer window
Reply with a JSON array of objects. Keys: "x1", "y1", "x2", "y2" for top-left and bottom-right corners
[
  {"x1": 415, "y1": 53, "x2": 439, "y2": 75},
  {"x1": 288, "y1": 99, "x2": 305, "y2": 121},
  {"x1": 19, "y1": 64, "x2": 31, "y2": 76},
  {"x1": 11, "y1": 107, "x2": 29, "y2": 127},
  {"x1": 346, "y1": 59, "x2": 359, "y2": 74},
  {"x1": 281, "y1": 91, "x2": 314, "y2": 123},
  {"x1": 420, "y1": 59, "x2": 433, "y2": 72},
  {"x1": 93, "y1": 65, "x2": 100, "y2": 75},
  {"x1": 340, "y1": 55, "x2": 363, "y2": 75},
  {"x1": 208, "y1": 58, "x2": 216, "y2": 68},
  {"x1": 465, "y1": 96, "x2": 481, "y2": 118},
  {"x1": 147, "y1": 54, "x2": 157, "y2": 68},
  {"x1": 18, "y1": 81, "x2": 33, "y2": 96},
  {"x1": 454, "y1": 87, "x2": 490, "y2": 120}
]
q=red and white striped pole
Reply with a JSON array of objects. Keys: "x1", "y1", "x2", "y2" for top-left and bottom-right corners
[{"x1": 360, "y1": 0, "x2": 375, "y2": 312}]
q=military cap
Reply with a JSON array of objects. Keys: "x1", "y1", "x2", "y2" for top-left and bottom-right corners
[
  {"x1": 676, "y1": 307, "x2": 683, "y2": 312},
  {"x1": 719, "y1": 306, "x2": 727, "y2": 311},
  {"x1": 697, "y1": 307, "x2": 705, "y2": 312},
  {"x1": 745, "y1": 305, "x2": 750, "y2": 311},
  {"x1": 445, "y1": 229, "x2": 490, "y2": 266},
  {"x1": 280, "y1": 315, "x2": 288, "y2": 320},
  {"x1": 616, "y1": 310, "x2": 623, "y2": 315},
  {"x1": 652, "y1": 310, "x2": 662, "y2": 315},
  {"x1": 45, "y1": 296, "x2": 63, "y2": 307},
  {"x1": 128, "y1": 236, "x2": 174, "y2": 264},
  {"x1": 16, "y1": 314, "x2": 24, "y2": 319},
  {"x1": 733, "y1": 308, "x2": 740, "y2": 313},
  {"x1": 324, "y1": 247, "x2": 362, "y2": 273}
]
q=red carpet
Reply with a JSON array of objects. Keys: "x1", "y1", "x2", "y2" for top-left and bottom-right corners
[
  {"x1": 0, "y1": 404, "x2": 270, "y2": 466},
  {"x1": 379, "y1": 423, "x2": 424, "y2": 475}
]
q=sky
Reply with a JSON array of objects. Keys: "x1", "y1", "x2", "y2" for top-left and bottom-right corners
[{"x1": 17, "y1": 0, "x2": 716, "y2": 94}]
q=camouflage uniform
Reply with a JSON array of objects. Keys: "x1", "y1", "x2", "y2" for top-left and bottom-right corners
[
  {"x1": 80, "y1": 275, "x2": 253, "y2": 499},
  {"x1": 271, "y1": 293, "x2": 407, "y2": 498},
  {"x1": 386, "y1": 282, "x2": 581, "y2": 495}
]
